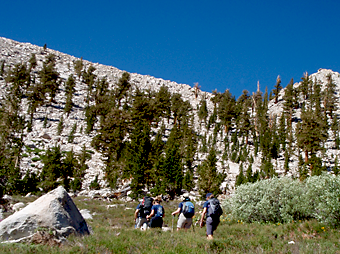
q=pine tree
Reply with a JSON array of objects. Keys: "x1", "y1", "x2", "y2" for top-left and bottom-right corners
[
  {"x1": 334, "y1": 156, "x2": 339, "y2": 175},
  {"x1": 323, "y1": 73, "x2": 338, "y2": 119},
  {"x1": 198, "y1": 147, "x2": 226, "y2": 197},
  {"x1": 155, "y1": 85, "x2": 171, "y2": 123},
  {"x1": 162, "y1": 126, "x2": 184, "y2": 198},
  {"x1": 74, "y1": 57, "x2": 84, "y2": 79},
  {"x1": 198, "y1": 97, "x2": 208, "y2": 125},
  {"x1": 300, "y1": 72, "x2": 311, "y2": 100},
  {"x1": 114, "y1": 71, "x2": 131, "y2": 106},
  {"x1": 218, "y1": 89, "x2": 236, "y2": 133},
  {"x1": 57, "y1": 116, "x2": 64, "y2": 135},
  {"x1": 245, "y1": 163, "x2": 253, "y2": 183},
  {"x1": 82, "y1": 65, "x2": 97, "y2": 103},
  {"x1": 0, "y1": 60, "x2": 5, "y2": 76},
  {"x1": 296, "y1": 108, "x2": 327, "y2": 164},
  {"x1": 235, "y1": 163, "x2": 245, "y2": 186},
  {"x1": 283, "y1": 78, "x2": 295, "y2": 125},
  {"x1": 64, "y1": 75, "x2": 76, "y2": 115},
  {"x1": 273, "y1": 75, "x2": 282, "y2": 104},
  {"x1": 68, "y1": 122, "x2": 77, "y2": 143},
  {"x1": 39, "y1": 54, "x2": 60, "y2": 103},
  {"x1": 62, "y1": 149, "x2": 80, "y2": 191},
  {"x1": 125, "y1": 119, "x2": 152, "y2": 198},
  {"x1": 29, "y1": 53, "x2": 37, "y2": 71},
  {"x1": 40, "y1": 146, "x2": 63, "y2": 192}
]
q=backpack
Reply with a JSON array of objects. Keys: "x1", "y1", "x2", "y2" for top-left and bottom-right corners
[
  {"x1": 182, "y1": 201, "x2": 195, "y2": 218},
  {"x1": 207, "y1": 198, "x2": 222, "y2": 218},
  {"x1": 155, "y1": 205, "x2": 164, "y2": 218},
  {"x1": 139, "y1": 196, "x2": 153, "y2": 217}
]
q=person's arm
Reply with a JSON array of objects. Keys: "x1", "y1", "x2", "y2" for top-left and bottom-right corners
[
  {"x1": 134, "y1": 209, "x2": 139, "y2": 221},
  {"x1": 200, "y1": 207, "x2": 207, "y2": 228},
  {"x1": 172, "y1": 207, "x2": 181, "y2": 216},
  {"x1": 147, "y1": 209, "x2": 155, "y2": 219}
]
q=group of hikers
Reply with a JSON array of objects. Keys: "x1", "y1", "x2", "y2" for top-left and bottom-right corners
[{"x1": 134, "y1": 192, "x2": 223, "y2": 240}]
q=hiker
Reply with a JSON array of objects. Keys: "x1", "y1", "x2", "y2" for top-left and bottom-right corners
[
  {"x1": 134, "y1": 196, "x2": 153, "y2": 230},
  {"x1": 171, "y1": 193, "x2": 195, "y2": 231},
  {"x1": 146, "y1": 196, "x2": 164, "y2": 228},
  {"x1": 200, "y1": 193, "x2": 223, "y2": 240}
]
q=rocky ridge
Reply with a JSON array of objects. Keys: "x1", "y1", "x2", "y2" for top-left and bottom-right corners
[{"x1": 1, "y1": 37, "x2": 340, "y2": 195}]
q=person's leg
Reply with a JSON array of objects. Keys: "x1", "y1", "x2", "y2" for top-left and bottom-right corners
[
  {"x1": 184, "y1": 217, "x2": 192, "y2": 230},
  {"x1": 140, "y1": 218, "x2": 148, "y2": 230},
  {"x1": 135, "y1": 217, "x2": 141, "y2": 228},
  {"x1": 206, "y1": 217, "x2": 214, "y2": 239},
  {"x1": 177, "y1": 213, "x2": 186, "y2": 231},
  {"x1": 211, "y1": 218, "x2": 220, "y2": 235}
]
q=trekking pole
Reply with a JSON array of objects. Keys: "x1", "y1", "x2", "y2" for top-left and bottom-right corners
[
  {"x1": 192, "y1": 218, "x2": 195, "y2": 233},
  {"x1": 172, "y1": 215, "x2": 175, "y2": 232}
]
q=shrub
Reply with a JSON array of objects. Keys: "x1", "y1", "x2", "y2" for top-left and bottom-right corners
[{"x1": 225, "y1": 174, "x2": 340, "y2": 227}]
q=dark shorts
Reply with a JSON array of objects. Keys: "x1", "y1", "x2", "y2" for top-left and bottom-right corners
[
  {"x1": 150, "y1": 216, "x2": 163, "y2": 228},
  {"x1": 206, "y1": 216, "x2": 220, "y2": 236}
]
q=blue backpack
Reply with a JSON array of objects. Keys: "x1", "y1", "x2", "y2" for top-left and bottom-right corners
[
  {"x1": 182, "y1": 201, "x2": 195, "y2": 218},
  {"x1": 207, "y1": 198, "x2": 222, "y2": 218}
]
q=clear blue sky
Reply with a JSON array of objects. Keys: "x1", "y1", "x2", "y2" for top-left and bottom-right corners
[{"x1": 2, "y1": 0, "x2": 340, "y2": 97}]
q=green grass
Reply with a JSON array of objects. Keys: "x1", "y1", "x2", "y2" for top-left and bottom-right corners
[{"x1": 1, "y1": 197, "x2": 340, "y2": 253}]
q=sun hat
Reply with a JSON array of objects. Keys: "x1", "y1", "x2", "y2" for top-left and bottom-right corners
[{"x1": 206, "y1": 193, "x2": 213, "y2": 198}]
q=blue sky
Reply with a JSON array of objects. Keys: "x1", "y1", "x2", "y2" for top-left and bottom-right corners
[{"x1": 2, "y1": 0, "x2": 340, "y2": 97}]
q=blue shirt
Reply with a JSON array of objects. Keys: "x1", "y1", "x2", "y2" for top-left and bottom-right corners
[
  {"x1": 203, "y1": 200, "x2": 210, "y2": 209},
  {"x1": 178, "y1": 202, "x2": 184, "y2": 213},
  {"x1": 136, "y1": 203, "x2": 149, "y2": 218},
  {"x1": 151, "y1": 204, "x2": 164, "y2": 218}
]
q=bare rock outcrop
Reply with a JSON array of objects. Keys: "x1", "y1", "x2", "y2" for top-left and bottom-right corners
[{"x1": 0, "y1": 186, "x2": 89, "y2": 242}]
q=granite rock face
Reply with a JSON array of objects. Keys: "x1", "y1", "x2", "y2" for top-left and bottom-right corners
[{"x1": 0, "y1": 186, "x2": 89, "y2": 242}]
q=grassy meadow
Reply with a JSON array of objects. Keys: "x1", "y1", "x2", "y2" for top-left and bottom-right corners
[{"x1": 0, "y1": 196, "x2": 340, "y2": 253}]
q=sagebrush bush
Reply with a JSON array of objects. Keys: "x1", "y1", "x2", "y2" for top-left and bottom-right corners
[{"x1": 225, "y1": 174, "x2": 340, "y2": 227}]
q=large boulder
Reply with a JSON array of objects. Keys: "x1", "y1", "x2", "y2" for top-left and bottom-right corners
[{"x1": 0, "y1": 186, "x2": 90, "y2": 242}]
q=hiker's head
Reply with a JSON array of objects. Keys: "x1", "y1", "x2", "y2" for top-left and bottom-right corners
[
  {"x1": 154, "y1": 196, "x2": 162, "y2": 204},
  {"x1": 206, "y1": 193, "x2": 214, "y2": 200},
  {"x1": 183, "y1": 193, "x2": 190, "y2": 202}
]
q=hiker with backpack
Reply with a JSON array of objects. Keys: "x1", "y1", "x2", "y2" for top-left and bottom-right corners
[
  {"x1": 134, "y1": 196, "x2": 153, "y2": 230},
  {"x1": 171, "y1": 193, "x2": 195, "y2": 231},
  {"x1": 200, "y1": 193, "x2": 223, "y2": 240},
  {"x1": 146, "y1": 196, "x2": 165, "y2": 228}
]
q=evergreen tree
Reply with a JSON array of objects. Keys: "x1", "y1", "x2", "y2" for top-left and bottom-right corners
[
  {"x1": 64, "y1": 75, "x2": 76, "y2": 115},
  {"x1": 40, "y1": 146, "x2": 63, "y2": 192},
  {"x1": 245, "y1": 163, "x2": 253, "y2": 183},
  {"x1": 296, "y1": 108, "x2": 327, "y2": 164},
  {"x1": 74, "y1": 57, "x2": 84, "y2": 79},
  {"x1": 68, "y1": 122, "x2": 77, "y2": 143},
  {"x1": 82, "y1": 65, "x2": 97, "y2": 103},
  {"x1": 114, "y1": 71, "x2": 131, "y2": 106},
  {"x1": 300, "y1": 72, "x2": 311, "y2": 100},
  {"x1": 39, "y1": 54, "x2": 60, "y2": 103},
  {"x1": 162, "y1": 126, "x2": 184, "y2": 198},
  {"x1": 198, "y1": 147, "x2": 226, "y2": 197},
  {"x1": 273, "y1": 75, "x2": 282, "y2": 104},
  {"x1": 283, "y1": 78, "x2": 295, "y2": 125},
  {"x1": 218, "y1": 89, "x2": 236, "y2": 133},
  {"x1": 323, "y1": 73, "x2": 338, "y2": 119},
  {"x1": 334, "y1": 156, "x2": 339, "y2": 175},
  {"x1": 155, "y1": 85, "x2": 171, "y2": 123},
  {"x1": 235, "y1": 163, "x2": 245, "y2": 186},
  {"x1": 125, "y1": 119, "x2": 152, "y2": 198},
  {"x1": 198, "y1": 97, "x2": 208, "y2": 125},
  {"x1": 62, "y1": 149, "x2": 80, "y2": 191},
  {"x1": 28, "y1": 53, "x2": 37, "y2": 71},
  {"x1": 57, "y1": 116, "x2": 64, "y2": 135},
  {"x1": 0, "y1": 60, "x2": 5, "y2": 76}
]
